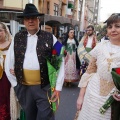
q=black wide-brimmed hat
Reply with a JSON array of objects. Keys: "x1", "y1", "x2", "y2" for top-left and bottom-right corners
[{"x1": 17, "y1": 3, "x2": 44, "y2": 18}]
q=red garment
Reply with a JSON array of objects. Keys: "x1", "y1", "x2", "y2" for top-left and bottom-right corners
[
  {"x1": 83, "y1": 35, "x2": 96, "y2": 49},
  {"x1": 0, "y1": 72, "x2": 11, "y2": 120}
]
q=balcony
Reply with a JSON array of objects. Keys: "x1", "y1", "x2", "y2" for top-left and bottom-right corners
[
  {"x1": 40, "y1": 14, "x2": 79, "y2": 27},
  {"x1": 62, "y1": 0, "x2": 67, "y2": 5},
  {"x1": 0, "y1": 0, "x2": 3, "y2": 7}
]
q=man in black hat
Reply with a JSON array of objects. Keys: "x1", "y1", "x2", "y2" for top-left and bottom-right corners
[{"x1": 5, "y1": 3, "x2": 64, "y2": 120}]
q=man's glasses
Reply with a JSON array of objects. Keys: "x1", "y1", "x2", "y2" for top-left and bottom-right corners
[{"x1": 86, "y1": 30, "x2": 93, "y2": 32}]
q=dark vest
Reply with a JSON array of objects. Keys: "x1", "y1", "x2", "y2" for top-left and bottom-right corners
[{"x1": 14, "y1": 30, "x2": 53, "y2": 88}]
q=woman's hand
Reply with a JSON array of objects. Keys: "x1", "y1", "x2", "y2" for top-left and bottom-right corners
[
  {"x1": 77, "y1": 96, "x2": 84, "y2": 111},
  {"x1": 10, "y1": 69, "x2": 15, "y2": 76},
  {"x1": 113, "y1": 94, "x2": 120, "y2": 101}
]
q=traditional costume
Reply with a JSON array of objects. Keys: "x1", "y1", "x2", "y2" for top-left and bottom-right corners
[
  {"x1": 77, "y1": 40, "x2": 120, "y2": 120},
  {"x1": 5, "y1": 29, "x2": 64, "y2": 120},
  {"x1": 77, "y1": 35, "x2": 97, "y2": 76},
  {"x1": 5, "y1": 4, "x2": 64, "y2": 120},
  {"x1": 0, "y1": 45, "x2": 11, "y2": 120},
  {"x1": 64, "y1": 38, "x2": 80, "y2": 83}
]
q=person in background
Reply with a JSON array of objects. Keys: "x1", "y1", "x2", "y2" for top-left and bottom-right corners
[
  {"x1": 5, "y1": 3, "x2": 64, "y2": 120},
  {"x1": 56, "y1": 35, "x2": 62, "y2": 43},
  {"x1": 76, "y1": 13, "x2": 120, "y2": 120},
  {"x1": 62, "y1": 28, "x2": 80, "y2": 87},
  {"x1": 79, "y1": 31, "x2": 84, "y2": 42},
  {"x1": 77, "y1": 25, "x2": 97, "y2": 76},
  {"x1": 0, "y1": 22, "x2": 11, "y2": 120},
  {"x1": 101, "y1": 33, "x2": 109, "y2": 42},
  {"x1": 81, "y1": 25, "x2": 97, "y2": 52}
]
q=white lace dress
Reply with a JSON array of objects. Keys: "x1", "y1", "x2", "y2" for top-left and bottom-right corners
[{"x1": 77, "y1": 41, "x2": 120, "y2": 120}]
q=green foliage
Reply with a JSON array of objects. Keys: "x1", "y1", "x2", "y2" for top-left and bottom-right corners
[
  {"x1": 97, "y1": 25, "x2": 107, "y2": 41},
  {"x1": 94, "y1": 25, "x2": 102, "y2": 32}
]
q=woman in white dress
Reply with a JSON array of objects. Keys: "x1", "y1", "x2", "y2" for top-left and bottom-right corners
[{"x1": 76, "y1": 13, "x2": 120, "y2": 120}]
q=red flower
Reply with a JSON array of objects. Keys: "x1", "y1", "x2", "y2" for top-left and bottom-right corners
[
  {"x1": 116, "y1": 68, "x2": 120, "y2": 75},
  {"x1": 64, "y1": 50, "x2": 67, "y2": 56},
  {"x1": 0, "y1": 105, "x2": 9, "y2": 119},
  {"x1": 52, "y1": 49, "x2": 57, "y2": 55}
]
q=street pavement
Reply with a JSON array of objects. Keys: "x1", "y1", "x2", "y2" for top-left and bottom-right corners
[{"x1": 55, "y1": 82, "x2": 80, "y2": 120}]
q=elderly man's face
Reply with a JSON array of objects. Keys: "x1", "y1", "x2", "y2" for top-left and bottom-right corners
[{"x1": 24, "y1": 16, "x2": 40, "y2": 34}]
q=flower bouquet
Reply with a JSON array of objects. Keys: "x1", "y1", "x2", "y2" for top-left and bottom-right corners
[
  {"x1": 99, "y1": 68, "x2": 120, "y2": 114},
  {"x1": 19, "y1": 109, "x2": 26, "y2": 120},
  {"x1": 47, "y1": 41, "x2": 64, "y2": 112}
]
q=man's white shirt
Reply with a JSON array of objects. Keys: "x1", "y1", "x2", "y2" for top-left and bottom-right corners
[{"x1": 86, "y1": 36, "x2": 93, "y2": 48}]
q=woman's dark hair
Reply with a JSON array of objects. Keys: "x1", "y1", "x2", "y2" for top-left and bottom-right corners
[
  {"x1": 62, "y1": 28, "x2": 79, "y2": 46},
  {"x1": 106, "y1": 13, "x2": 120, "y2": 27}
]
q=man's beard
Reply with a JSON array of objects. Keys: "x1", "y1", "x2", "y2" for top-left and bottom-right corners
[{"x1": 88, "y1": 33, "x2": 93, "y2": 36}]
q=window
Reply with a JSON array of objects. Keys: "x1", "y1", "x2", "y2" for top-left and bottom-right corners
[
  {"x1": 54, "y1": 3, "x2": 59, "y2": 16},
  {"x1": 78, "y1": 11, "x2": 80, "y2": 19},
  {"x1": 95, "y1": 13, "x2": 97, "y2": 16},
  {"x1": 47, "y1": 2, "x2": 50, "y2": 14},
  {"x1": 28, "y1": 0, "x2": 34, "y2": 3}
]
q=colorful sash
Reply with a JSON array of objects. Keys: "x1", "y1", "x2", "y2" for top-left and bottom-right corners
[{"x1": 77, "y1": 38, "x2": 91, "y2": 63}]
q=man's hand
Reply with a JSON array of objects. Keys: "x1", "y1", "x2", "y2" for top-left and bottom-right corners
[
  {"x1": 50, "y1": 90, "x2": 60, "y2": 102},
  {"x1": 113, "y1": 94, "x2": 120, "y2": 101},
  {"x1": 10, "y1": 69, "x2": 15, "y2": 76}
]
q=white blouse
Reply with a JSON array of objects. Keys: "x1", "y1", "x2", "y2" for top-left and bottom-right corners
[{"x1": 86, "y1": 36, "x2": 93, "y2": 48}]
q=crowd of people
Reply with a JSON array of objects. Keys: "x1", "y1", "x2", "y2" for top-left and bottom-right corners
[{"x1": 0, "y1": 3, "x2": 120, "y2": 120}]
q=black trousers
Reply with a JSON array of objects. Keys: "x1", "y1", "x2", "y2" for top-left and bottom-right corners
[
  {"x1": 14, "y1": 83, "x2": 55, "y2": 120},
  {"x1": 111, "y1": 101, "x2": 120, "y2": 120}
]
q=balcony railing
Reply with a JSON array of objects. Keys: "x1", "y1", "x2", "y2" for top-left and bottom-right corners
[
  {"x1": 0, "y1": 0, "x2": 3, "y2": 6},
  {"x1": 62, "y1": 0, "x2": 67, "y2": 5}
]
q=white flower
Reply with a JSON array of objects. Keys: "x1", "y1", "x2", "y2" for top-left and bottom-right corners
[{"x1": 45, "y1": 43, "x2": 48, "y2": 47}]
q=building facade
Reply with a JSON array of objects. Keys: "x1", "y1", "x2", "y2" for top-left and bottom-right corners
[
  {"x1": 0, "y1": 0, "x2": 39, "y2": 36},
  {"x1": 0, "y1": 0, "x2": 80, "y2": 38},
  {"x1": 39, "y1": 0, "x2": 80, "y2": 38},
  {"x1": 84, "y1": 0, "x2": 100, "y2": 30}
]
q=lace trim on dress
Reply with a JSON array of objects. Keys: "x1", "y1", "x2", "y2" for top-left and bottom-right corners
[
  {"x1": 100, "y1": 79, "x2": 115, "y2": 96},
  {"x1": 78, "y1": 57, "x2": 97, "y2": 87}
]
